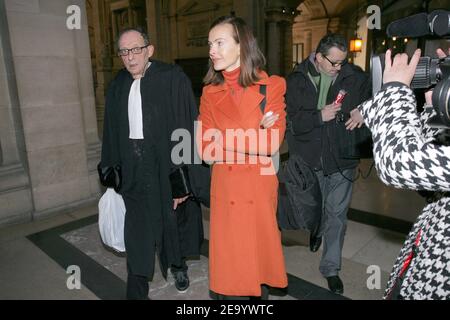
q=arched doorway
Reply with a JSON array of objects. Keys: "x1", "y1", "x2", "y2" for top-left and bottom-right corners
[{"x1": 292, "y1": 0, "x2": 369, "y2": 70}]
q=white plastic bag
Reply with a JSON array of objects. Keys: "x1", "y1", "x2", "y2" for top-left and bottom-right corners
[{"x1": 98, "y1": 188, "x2": 126, "y2": 253}]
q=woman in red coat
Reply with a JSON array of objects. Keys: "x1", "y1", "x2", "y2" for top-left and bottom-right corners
[{"x1": 196, "y1": 16, "x2": 287, "y2": 299}]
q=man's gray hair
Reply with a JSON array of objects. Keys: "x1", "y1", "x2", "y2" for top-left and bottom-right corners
[{"x1": 116, "y1": 27, "x2": 150, "y2": 49}]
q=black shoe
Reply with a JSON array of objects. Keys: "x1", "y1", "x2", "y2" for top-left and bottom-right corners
[
  {"x1": 172, "y1": 270, "x2": 190, "y2": 293},
  {"x1": 309, "y1": 235, "x2": 322, "y2": 252},
  {"x1": 326, "y1": 276, "x2": 344, "y2": 295}
]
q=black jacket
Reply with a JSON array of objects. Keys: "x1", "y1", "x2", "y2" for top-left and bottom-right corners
[
  {"x1": 100, "y1": 60, "x2": 210, "y2": 278},
  {"x1": 286, "y1": 57, "x2": 371, "y2": 174}
]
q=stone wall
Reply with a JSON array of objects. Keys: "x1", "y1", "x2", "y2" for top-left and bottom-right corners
[{"x1": 0, "y1": 0, "x2": 101, "y2": 227}]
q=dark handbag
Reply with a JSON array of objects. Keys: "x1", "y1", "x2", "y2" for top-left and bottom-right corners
[
  {"x1": 335, "y1": 113, "x2": 373, "y2": 159},
  {"x1": 170, "y1": 165, "x2": 191, "y2": 198},
  {"x1": 97, "y1": 162, "x2": 122, "y2": 192},
  {"x1": 276, "y1": 155, "x2": 322, "y2": 235}
]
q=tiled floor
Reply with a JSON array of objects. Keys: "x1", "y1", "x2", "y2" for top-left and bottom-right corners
[{"x1": 0, "y1": 159, "x2": 423, "y2": 300}]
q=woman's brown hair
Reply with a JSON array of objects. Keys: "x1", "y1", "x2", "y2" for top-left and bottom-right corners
[{"x1": 203, "y1": 16, "x2": 266, "y2": 88}]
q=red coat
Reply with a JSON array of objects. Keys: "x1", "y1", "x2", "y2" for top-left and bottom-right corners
[{"x1": 197, "y1": 72, "x2": 288, "y2": 296}]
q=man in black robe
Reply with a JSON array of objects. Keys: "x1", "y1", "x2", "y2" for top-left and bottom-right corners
[{"x1": 100, "y1": 27, "x2": 210, "y2": 299}]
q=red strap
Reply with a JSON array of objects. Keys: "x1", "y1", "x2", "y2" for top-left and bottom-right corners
[{"x1": 399, "y1": 229, "x2": 422, "y2": 277}]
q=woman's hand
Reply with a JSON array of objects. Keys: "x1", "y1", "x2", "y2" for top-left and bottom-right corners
[
  {"x1": 382, "y1": 48, "x2": 421, "y2": 87},
  {"x1": 260, "y1": 111, "x2": 280, "y2": 129}
]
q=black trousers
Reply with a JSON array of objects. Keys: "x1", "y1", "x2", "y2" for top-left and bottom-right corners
[
  {"x1": 126, "y1": 259, "x2": 189, "y2": 300},
  {"x1": 126, "y1": 273, "x2": 150, "y2": 300},
  {"x1": 171, "y1": 258, "x2": 188, "y2": 274}
]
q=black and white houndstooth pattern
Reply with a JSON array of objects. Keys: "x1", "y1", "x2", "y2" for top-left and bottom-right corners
[{"x1": 358, "y1": 84, "x2": 450, "y2": 300}]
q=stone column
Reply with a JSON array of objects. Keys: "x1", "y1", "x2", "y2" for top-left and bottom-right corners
[
  {"x1": 90, "y1": 0, "x2": 113, "y2": 138},
  {"x1": 233, "y1": 0, "x2": 257, "y2": 31},
  {"x1": 3, "y1": 0, "x2": 99, "y2": 222},
  {"x1": 230, "y1": 0, "x2": 267, "y2": 57},
  {"x1": 146, "y1": 0, "x2": 172, "y2": 63},
  {"x1": 0, "y1": 0, "x2": 33, "y2": 226},
  {"x1": 72, "y1": 0, "x2": 102, "y2": 196},
  {"x1": 282, "y1": 19, "x2": 294, "y2": 73},
  {"x1": 304, "y1": 30, "x2": 312, "y2": 57},
  {"x1": 265, "y1": 2, "x2": 299, "y2": 76},
  {"x1": 266, "y1": 17, "x2": 282, "y2": 76},
  {"x1": 146, "y1": 0, "x2": 159, "y2": 57}
]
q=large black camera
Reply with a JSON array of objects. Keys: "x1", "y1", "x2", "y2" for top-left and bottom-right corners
[{"x1": 371, "y1": 9, "x2": 450, "y2": 127}]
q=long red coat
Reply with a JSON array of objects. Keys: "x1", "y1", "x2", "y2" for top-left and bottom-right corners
[{"x1": 197, "y1": 72, "x2": 288, "y2": 296}]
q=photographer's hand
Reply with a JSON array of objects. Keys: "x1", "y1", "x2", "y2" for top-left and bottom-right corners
[
  {"x1": 425, "y1": 48, "x2": 450, "y2": 105},
  {"x1": 383, "y1": 48, "x2": 421, "y2": 87},
  {"x1": 345, "y1": 108, "x2": 364, "y2": 130}
]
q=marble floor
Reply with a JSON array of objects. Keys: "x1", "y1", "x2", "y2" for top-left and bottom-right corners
[{"x1": 0, "y1": 160, "x2": 425, "y2": 300}]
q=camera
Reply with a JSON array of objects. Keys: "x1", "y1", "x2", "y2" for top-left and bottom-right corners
[{"x1": 371, "y1": 9, "x2": 450, "y2": 127}]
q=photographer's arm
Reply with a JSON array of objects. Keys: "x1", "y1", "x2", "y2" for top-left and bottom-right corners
[
  {"x1": 419, "y1": 105, "x2": 441, "y2": 139},
  {"x1": 357, "y1": 49, "x2": 450, "y2": 191}
]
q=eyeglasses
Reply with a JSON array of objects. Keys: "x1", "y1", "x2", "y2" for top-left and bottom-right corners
[
  {"x1": 323, "y1": 55, "x2": 347, "y2": 67},
  {"x1": 117, "y1": 45, "x2": 149, "y2": 57}
]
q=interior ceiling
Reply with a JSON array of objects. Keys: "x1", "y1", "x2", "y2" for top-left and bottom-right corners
[{"x1": 297, "y1": 0, "x2": 362, "y2": 20}]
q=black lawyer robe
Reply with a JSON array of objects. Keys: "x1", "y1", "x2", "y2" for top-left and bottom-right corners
[{"x1": 100, "y1": 60, "x2": 210, "y2": 279}]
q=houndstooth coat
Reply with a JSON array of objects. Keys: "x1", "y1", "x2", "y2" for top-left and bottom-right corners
[{"x1": 358, "y1": 82, "x2": 450, "y2": 300}]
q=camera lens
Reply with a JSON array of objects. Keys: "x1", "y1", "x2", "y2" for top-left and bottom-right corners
[
  {"x1": 432, "y1": 76, "x2": 450, "y2": 126},
  {"x1": 371, "y1": 55, "x2": 441, "y2": 92},
  {"x1": 411, "y1": 57, "x2": 441, "y2": 89}
]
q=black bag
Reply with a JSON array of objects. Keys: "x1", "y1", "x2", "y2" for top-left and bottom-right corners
[
  {"x1": 276, "y1": 155, "x2": 322, "y2": 236},
  {"x1": 170, "y1": 165, "x2": 191, "y2": 198},
  {"x1": 97, "y1": 162, "x2": 122, "y2": 192},
  {"x1": 335, "y1": 113, "x2": 373, "y2": 159}
]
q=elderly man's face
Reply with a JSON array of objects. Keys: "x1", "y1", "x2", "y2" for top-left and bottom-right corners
[
  {"x1": 315, "y1": 46, "x2": 347, "y2": 77},
  {"x1": 118, "y1": 31, "x2": 154, "y2": 79}
]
